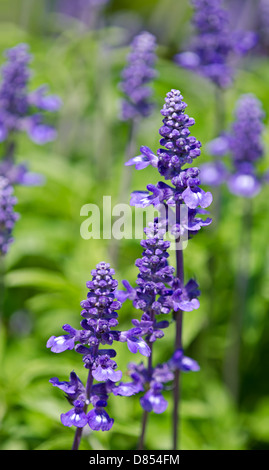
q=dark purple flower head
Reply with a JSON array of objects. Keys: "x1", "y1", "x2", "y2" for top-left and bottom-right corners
[
  {"x1": 0, "y1": 176, "x2": 19, "y2": 255},
  {"x1": 127, "y1": 89, "x2": 212, "y2": 234},
  {"x1": 120, "y1": 31, "x2": 157, "y2": 121},
  {"x1": 157, "y1": 90, "x2": 201, "y2": 179},
  {"x1": 175, "y1": 0, "x2": 257, "y2": 88},
  {"x1": 229, "y1": 94, "x2": 265, "y2": 170},
  {"x1": 0, "y1": 43, "x2": 61, "y2": 144}
]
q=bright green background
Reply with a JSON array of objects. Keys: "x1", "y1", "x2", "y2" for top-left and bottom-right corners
[{"x1": 0, "y1": 0, "x2": 269, "y2": 450}]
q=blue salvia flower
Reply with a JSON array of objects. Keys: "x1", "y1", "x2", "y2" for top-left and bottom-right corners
[
  {"x1": 124, "y1": 89, "x2": 212, "y2": 448},
  {"x1": 0, "y1": 43, "x2": 61, "y2": 145},
  {"x1": 200, "y1": 93, "x2": 267, "y2": 197},
  {"x1": 47, "y1": 262, "x2": 150, "y2": 444},
  {"x1": 114, "y1": 220, "x2": 201, "y2": 414},
  {"x1": 0, "y1": 176, "x2": 19, "y2": 255},
  {"x1": 175, "y1": 0, "x2": 257, "y2": 88},
  {"x1": 120, "y1": 31, "x2": 157, "y2": 121},
  {"x1": 127, "y1": 89, "x2": 212, "y2": 234}
]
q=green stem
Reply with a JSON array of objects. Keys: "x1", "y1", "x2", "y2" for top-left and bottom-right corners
[
  {"x1": 71, "y1": 345, "x2": 98, "y2": 450},
  {"x1": 0, "y1": 255, "x2": 5, "y2": 323},
  {"x1": 172, "y1": 203, "x2": 184, "y2": 450},
  {"x1": 137, "y1": 308, "x2": 154, "y2": 450},
  {"x1": 223, "y1": 198, "x2": 252, "y2": 402},
  {"x1": 109, "y1": 118, "x2": 140, "y2": 266}
]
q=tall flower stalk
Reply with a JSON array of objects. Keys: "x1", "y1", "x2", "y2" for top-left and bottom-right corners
[
  {"x1": 47, "y1": 262, "x2": 150, "y2": 450},
  {"x1": 125, "y1": 89, "x2": 212, "y2": 449},
  {"x1": 119, "y1": 30, "x2": 157, "y2": 200},
  {"x1": 200, "y1": 94, "x2": 267, "y2": 401}
]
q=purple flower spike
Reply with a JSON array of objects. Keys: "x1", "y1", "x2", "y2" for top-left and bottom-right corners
[
  {"x1": 120, "y1": 31, "x2": 157, "y2": 121},
  {"x1": 0, "y1": 176, "x2": 19, "y2": 255},
  {"x1": 202, "y1": 94, "x2": 267, "y2": 197},
  {"x1": 48, "y1": 261, "x2": 153, "y2": 442},
  {"x1": 0, "y1": 43, "x2": 61, "y2": 144},
  {"x1": 175, "y1": 0, "x2": 257, "y2": 88}
]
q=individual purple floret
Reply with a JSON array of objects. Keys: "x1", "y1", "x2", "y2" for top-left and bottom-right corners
[
  {"x1": 120, "y1": 31, "x2": 157, "y2": 121},
  {"x1": 0, "y1": 176, "x2": 19, "y2": 255},
  {"x1": 200, "y1": 94, "x2": 267, "y2": 197},
  {"x1": 175, "y1": 0, "x2": 257, "y2": 88},
  {"x1": 0, "y1": 43, "x2": 61, "y2": 145},
  {"x1": 47, "y1": 262, "x2": 150, "y2": 448}
]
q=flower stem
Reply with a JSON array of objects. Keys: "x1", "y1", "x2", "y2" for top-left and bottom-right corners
[
  {"x1": 172, "y1": 203, "x2": 184, "y2": 450},
  {"x1": 71, "y1": 346, "x2": 98, "y2": 450},
  {"x1": 109, "y1": 117, "x2": 139, "y2": 267},
  {"x1": 223, "y1": 198, "x2": 252, "y2": 402},
  {"x1": 138, "y1": 309, "x2": 154, "y2": 450},
  {"x1": 0, "y1": 255, "x2": 5, "y2": 323}
]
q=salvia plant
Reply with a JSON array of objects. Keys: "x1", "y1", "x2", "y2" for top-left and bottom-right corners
[
  {"x1": 119, "y1": 31, "x2": 157, "y2": 122},
  {"x1": 200, "y1": 93, "x2": 267, "y2": 198},
  {"x1": 0, "y1": 43, "x2": 61, "y2": 256},
  {"x1": 199, "y1": 93, "x2": 268, "y2": 401},
  {"x1": 124, "y1": 88, "x2": 212, "y2": 449},
  {"x1": 47, "y1": 261, "x2": 150, "y2": 450},
  {"x1": 48, "y1": 89, "x2": 212, "y2": 450},
  {"x1": 175, "y1": 0, "x2": 257, "y2": 89}
]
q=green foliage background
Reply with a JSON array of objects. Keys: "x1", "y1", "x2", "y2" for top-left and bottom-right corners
[{"x1": 0, "y1": 0, "x2": 268, "y2": 450}]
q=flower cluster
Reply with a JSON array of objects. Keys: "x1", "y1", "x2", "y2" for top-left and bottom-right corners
[
  {"x1": 47, "y1": 262, "x2": 150, "y2": 432},
  {"x1": 120, "y1": 31, "x2": 157, "y2": 121},
  {"x1": 127, "y1": 89, "x2": 212, "y2": 235},
  {"x1": 0, "y1": 43, "x2": 61, "y2": 145},
  {"x1": 0, "y1": 176, "x2": 19, "y2": 255},
  {"x1": 118, "y1": 89, "x2": 211, "y2": 419},
  {"x1": 175, "y1": 0, "x2": 257, "y2": 88},
  {"x1": 200, "y1": 93, "x2": 267, "y2": 197},
  {"x1": 0, "y1": 43, "x2": 60, "y2": 255},
  {"x1": 113, "y1": 217, "x2": 201, "y2": 413}
]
